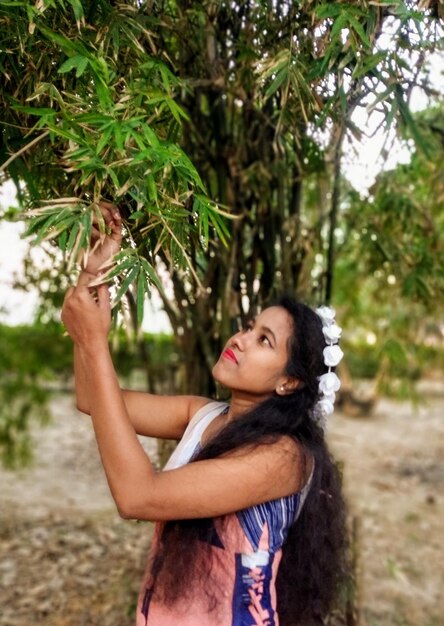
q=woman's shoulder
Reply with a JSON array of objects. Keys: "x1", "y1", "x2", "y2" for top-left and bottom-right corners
[{"x1": 188, "y1": 399, "x2": 229, "y2": 427}]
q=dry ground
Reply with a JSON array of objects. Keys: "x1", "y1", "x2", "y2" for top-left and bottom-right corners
[{"x1": 0, "y1": 382, "x2": 443, "y2": 626}]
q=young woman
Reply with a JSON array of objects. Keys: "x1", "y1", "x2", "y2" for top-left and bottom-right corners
[{"x1": 61, "y1": 205, "x2": 348, "y2": 626}]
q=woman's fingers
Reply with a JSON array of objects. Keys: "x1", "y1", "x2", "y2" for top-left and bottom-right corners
[
  {"x1": 97, "y1": 283, "x2": 111, "y2": 312},
  {"x1": 97, "y1": 201, "x2": 121, "y2": 223},
  {"x1": 62, "y1": 283, "x2": 111, "y2": 341},
  {"x1": 91, "y1": 205, "x2": 122, "y2": 242}
]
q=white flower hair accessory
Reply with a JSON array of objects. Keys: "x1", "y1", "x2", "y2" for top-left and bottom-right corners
[{"x1": 312, "y1": 306, "x2": 343, "y2": 428}]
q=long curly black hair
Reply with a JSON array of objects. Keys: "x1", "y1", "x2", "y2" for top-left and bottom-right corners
[{"x1": 150, "y1": 296, "x2": 349, "y2": 625}]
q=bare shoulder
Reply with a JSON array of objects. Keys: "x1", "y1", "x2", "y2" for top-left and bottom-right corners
[{"x1": 187, "y1": 395, "x2": 215, "y2": 421}]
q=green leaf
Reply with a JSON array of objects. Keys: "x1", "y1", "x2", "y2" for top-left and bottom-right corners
[
  {"x1": 395, "y1": 90, "x2": 430, "y2": 158},
  {"x1": 140, "y1": 258, "x2": 163, "y2": 292},
  {"x1": 381, "y1": 337, "x2": 408, "y2": 367},
  {"x1": 66, "y1": 219, "x2": 81, "y2": 252},
  {"x1": 330, "y1": 14, "x2": 348, "y2": 44},
  {"x1": 75, "y1": 56, "x2": 89, "y2": 77},
  {"x1": 37, "y1": 24, "x2": 89, "y2": 57},
  {"x1": 44, "y1": 121, "x2": 82, "y2": 143},
  {"x1": 136, "y1": 268, "x2": 148, "y2": 326},
  {"x1": 347, "y1": 15, "x2": 371, "y2": 48},
  {"x1": 92, "y1": 75, "x2": 113, "y2": 109},
  {"x1": 75, "y1": 113, "x2": 112, "y2": 124},
  {"x1": 96, "y1": 125, "x2": 115, "y2": 154},
  {"x1": 141, "y1": 123, "x2": 160, "y2": 148},
  {"x1": 128, "y1": 211, "x2": 146, "y2": 221},
  {"x1": 314, "y1": 4, "x2": 342, "y2": 19},
  {"x1": 58, "y1": 55, "x2": 88, "y2": 75},
  {"x1": 113, "y1": 123, "x2": 124, "y2": 152},
  {"x1": 66, "y1": 0, "x2": 84, "y2": 24},
  {"x1": 32, "y1": 208, "x2": 75, "y2": 245},
  {"x1": 58, "y1": 230, "x2": 68, "y2": 250},
  {"x1": 113, "y1": 265, "x2": 139, "y2": 306},
  {"x1": 165, "y1": 97, "x2": 190, "y2": 123},
  {"x1": 352, "y1": 52, "x2": 386, "y2": 79},
  {"x1": 146, "y1": 175, "x2": 157, "y2": 202},
  {"x1": 265, "y1": 68, "x2": 288, "y2": 99},
  {"x1": 12, "y1": 104, "x2": 57, "y2": 117}
]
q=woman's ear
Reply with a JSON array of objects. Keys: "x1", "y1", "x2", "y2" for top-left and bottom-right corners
[{"x1": 276, "y1": 378, "x2": 301, "y2": 396}]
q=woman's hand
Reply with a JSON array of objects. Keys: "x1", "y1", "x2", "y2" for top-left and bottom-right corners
[
  {"x1": 61, "y1": 281, "x2": 112, "y2": 349},
  {"x1": 83, "y1": 201, "x2": 122, "y2": 276}
]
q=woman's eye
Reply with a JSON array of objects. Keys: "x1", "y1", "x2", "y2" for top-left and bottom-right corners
[{"x1": 259, "y1": 335, "x2": 271, "y2": 346}]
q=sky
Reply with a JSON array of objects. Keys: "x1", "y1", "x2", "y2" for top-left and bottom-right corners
[{"x1": 0, "y1": 183, "x2": 38, "y2": 325}]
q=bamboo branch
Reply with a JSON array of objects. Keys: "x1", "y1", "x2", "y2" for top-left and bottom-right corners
[
  {"x1": 325, "y1": 124, "x2": 345, "y2": 305},
  {"x1": 0, "y1": 131, "x2": 50, "y2": 174}
]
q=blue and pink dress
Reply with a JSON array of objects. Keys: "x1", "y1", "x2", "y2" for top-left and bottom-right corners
[{"x1": 136, "y1": 401, "x2": 313, "y2": 626}]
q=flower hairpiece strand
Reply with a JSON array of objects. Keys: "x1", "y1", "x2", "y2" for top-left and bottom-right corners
[{"x1": 312, "y1": 306, "x2": 344, "y2": 428}]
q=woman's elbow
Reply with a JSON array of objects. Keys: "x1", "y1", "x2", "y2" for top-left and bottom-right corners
[
  {"x1": 117, "y1": 504, "x2": 135, "y2": 520},
  {"x1": 116, "y1": 499, "x2": 144, "y2": 520},
  {"x1": 75, "y1": 401, "x2": 91, "y2": 415},
  {"x1": 115, "y1": 495, "x2": 158, "y2": 521}
]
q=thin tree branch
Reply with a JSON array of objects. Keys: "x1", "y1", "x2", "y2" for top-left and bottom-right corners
[{"x1": 0, "y1": 131, "x2": 50, "y2": 174}]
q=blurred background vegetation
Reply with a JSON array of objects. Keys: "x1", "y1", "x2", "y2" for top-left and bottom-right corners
[{"x1": 0, "y1": 0, "x2": 443, "y2": 468}]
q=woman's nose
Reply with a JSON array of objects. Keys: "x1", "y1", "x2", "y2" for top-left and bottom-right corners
[{"x1": 231, "y1": 330, "x2": 246, "y2": 351}]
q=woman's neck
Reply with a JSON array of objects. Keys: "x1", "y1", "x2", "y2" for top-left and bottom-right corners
[{"x1": 225, "y1": 391, "x2": 272, "y2": 422}]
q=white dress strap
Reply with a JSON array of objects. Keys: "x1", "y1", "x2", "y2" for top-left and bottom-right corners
[{"x1": 163, "y1": 401, "x2": 228, "y2": 470}]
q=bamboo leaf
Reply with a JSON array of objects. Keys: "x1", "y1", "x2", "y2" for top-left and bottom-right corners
[
  {"x1": 67, "y1": 222, "x2": 85, "y2": 271},
  {"x1": 65, "y1": 0, "x2": 85, "y2": 26},
  {"x1": 265, "y1": 68, "x2": 288, "y2": 99},
  {"x1": 396, "y1": 89, "x2": 430, "y2": 157},
  {"x1": 141, "y1": 123, "x2": 160, "y2": 148},
  {"x1": 352, "y1": 52, "x2": 386, "y2": 79},
  {"x1": 136, "y1": 268, "x2": 147, "y2": 326},
  {"x1": 58, "y1": 230, "x2": 68, "y2": 251},
  {"x1": 66, "y1": 219, "x2": 81, "y2": 252},
  {"x1": 11, "y1": 104, "x2": 57, "y2": 117},
  {"x1": 30, "y1": 208, "x2": 75, "y2": 245},
  {"x1": 315, "y1": 4, "x2": 342, "y2": 19},
  {"x1": 348, "y1": 14, "x2": 371, "y2": 48},
  {"x1": 37, "y1": 24, "x2": 89, "y2": 56},
  {"x1": 140, "y1": 258, "x2": 163, "y2": 292},
  {"x1": 75, "y1": 56, "x2": 89, "y2": 77},
  {"x1": 113, "y1": 265, "x2": 139, "y2": 306},
  {"x1": 146, "y1": 175, "x2": 158, "y2": 202},
  {"x1": 165, "y1": 97, "x2": 190, "y2": 123},
  {"x1": 114, "y1": 123, "x2": 124, "y2": 152},
  {"x1": 96, "y1": 125, "x2": 115, "y2": 154},
  {"x1": 58, "y1": 55, "x2": 88, "y2": 75}
]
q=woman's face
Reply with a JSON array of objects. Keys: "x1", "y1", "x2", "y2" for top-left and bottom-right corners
[{"x1": 212, "y1": 306, "x2": 294, "y2": 399}]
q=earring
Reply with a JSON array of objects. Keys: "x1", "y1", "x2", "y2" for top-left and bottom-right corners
[{"x1": 280, "y1": 385, "x2": 285, "y2": 392}]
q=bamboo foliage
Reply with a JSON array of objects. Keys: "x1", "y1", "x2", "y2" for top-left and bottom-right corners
[
  {"x1": 1, "y1": 0, "x2": 442, "y2": 392},
  {"x1": 1, "y1": 0, "x2": 230, "y2": 325}
]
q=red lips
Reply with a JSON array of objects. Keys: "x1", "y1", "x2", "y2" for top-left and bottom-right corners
[{"x1": 222, "y1": 348, "x2": 238, "y2": 364}]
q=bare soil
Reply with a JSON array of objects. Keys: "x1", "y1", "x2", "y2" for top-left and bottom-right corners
[{"x1": 0, "y1": 383, "x2": 443, "y2": 626}]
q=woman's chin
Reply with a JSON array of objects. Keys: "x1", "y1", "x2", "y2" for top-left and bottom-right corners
[
  {"x1": 211, "y1": 362, "x2": 225, "y2": 385},
  {"x1": 212, "y1": 363, "x2": 233, "y2": 390}
]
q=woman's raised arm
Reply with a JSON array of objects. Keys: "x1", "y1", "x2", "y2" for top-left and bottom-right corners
[
  {"x1": 72, "y1": 202, "x2": 211, "y2": 440},
  {"x1": 62, "y1": 281, "x2": 304, "y2": 522}
]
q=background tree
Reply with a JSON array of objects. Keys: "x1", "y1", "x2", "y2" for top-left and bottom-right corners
[
  {"x1": 335, "y1": 105, "x2": 444, "y2": 401},
  {"x1": 1, "y1": 0, "x2": 443, "y2": 400}
]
